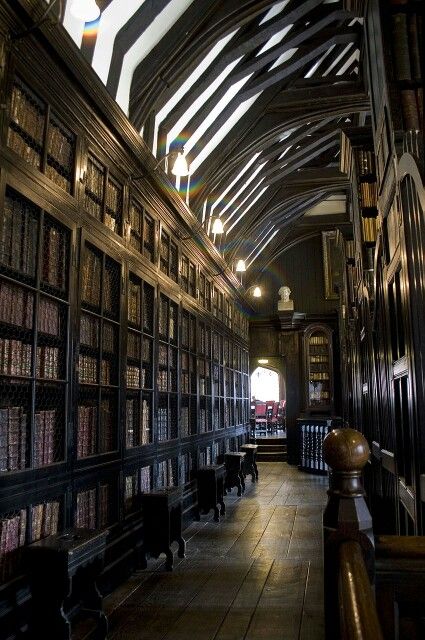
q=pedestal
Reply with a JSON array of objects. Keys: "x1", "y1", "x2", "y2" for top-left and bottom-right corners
[
  {"x1": 140, "y1": 486, "x2": 185, "y2": 571},
  {"x1": 240, "y1": 444, "x2": 259, "y2": 482},
  {"x1": 26, "y1": 528, "x2": 108, "y2": 640},
  {"x1": 195, "y1": 464, "x2": 226, "y2": 522},
  {"x1": 224, "y1": 452, "x2": 246, "y2": 496}
]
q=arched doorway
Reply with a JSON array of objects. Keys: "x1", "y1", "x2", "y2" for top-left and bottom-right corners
[{"x1": 251, "y1": 366, "x2": 279, "y2": 402}]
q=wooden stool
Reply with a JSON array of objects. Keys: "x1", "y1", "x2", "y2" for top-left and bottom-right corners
[
  {"x1": 240, "y1": 444, "x2": 259, "y2": 482},
  {"x1": 224, "y1": 452, "x2": 246, "y2": 496},
  {"x1": 195, "y1": 464, "x2": 226, "y2": 522},
  {"x1": 26, "y1": 528, "x2": 108, "y2": 640},
  {"x1": 140, "y1": 486, "x2": 186, "y2": 571}
]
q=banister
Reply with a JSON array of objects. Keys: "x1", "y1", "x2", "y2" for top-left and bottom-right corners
[
  {"x1": 338, "y1": 540, "x2": 384, "y2": 640},
  {"x1": 323, "y1": 428, "x2": 381, "y2": 639}
]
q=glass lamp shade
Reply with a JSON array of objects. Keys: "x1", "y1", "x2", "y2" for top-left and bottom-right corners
[
  {"x1": 71, "y1": 0, "x2": 100, "y2": 22},
  {"x1": 211, "y1": 218, "x2": 224, "y2": 234},
  {"x1": 252, "y1": 286, "x2": 262, "y2": 298},
  {"x1": 171, "y1": 152, "x2": 189, "y2": 177},
  {"x1": 235, "y1": 259, "x2": 246, "y2": 272}
]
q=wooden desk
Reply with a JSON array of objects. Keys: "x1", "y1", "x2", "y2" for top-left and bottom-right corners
[
  {"x1": 240, "y1": 444, "x2": 259, "y2": 482},
  {"x1": 195, "y1": 464, "x2": 226, "y2": 522},
  {"x1": 140, "y1": 486, "x2": 185, "y2": 571},
  {"x1": 26, "y1": 528, "x2": 108, "y2": 640},
  {"x1": 224, "y1": 452, "x2": 246, "y2": 496}
]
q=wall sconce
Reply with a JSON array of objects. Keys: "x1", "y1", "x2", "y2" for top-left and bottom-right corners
[
  {"x1": 12, "y1": 0, "x2": 100, "y2": 41},
  {"x1": 251, "y1": 286, "x2": 262, "y2": 298},
  {"x1": 129, "y1": 147, "x2": 190, "y2": 184},
  {"x1": 235, "y1": 259, "x2": 246, "y2": 273},
  {"x1": 70, "y1": 0, "x2": 101, "y2": 22},
  {"x1": 180, "y1": 217, "x2": 224, "y2": 242}
]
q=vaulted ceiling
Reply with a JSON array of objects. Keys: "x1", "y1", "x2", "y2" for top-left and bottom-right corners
[{"x1": 63, "y1": 0, "x2": 370, "y2": 283}]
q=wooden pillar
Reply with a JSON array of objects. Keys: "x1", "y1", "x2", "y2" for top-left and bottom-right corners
[{"x1": 322, "y1": 428, "x2": 374, "y2": 639}]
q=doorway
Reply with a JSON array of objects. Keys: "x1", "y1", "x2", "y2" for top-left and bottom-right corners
[{"x1": 251, "y1": 366, "x2": 279, "y2": 402}]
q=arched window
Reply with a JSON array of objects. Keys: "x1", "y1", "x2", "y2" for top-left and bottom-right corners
[{"x1": 250, "y1": 367, "x2": 279, "y2": 402}]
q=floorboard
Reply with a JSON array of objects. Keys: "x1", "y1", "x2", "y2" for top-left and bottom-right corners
[{"x1": 81, "y1": 462, "x2": 328, "y2": 640}]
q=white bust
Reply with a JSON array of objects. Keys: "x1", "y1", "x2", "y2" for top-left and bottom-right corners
[{"x1": 278, "y1": 286, "x2": 291, "y2": 302}]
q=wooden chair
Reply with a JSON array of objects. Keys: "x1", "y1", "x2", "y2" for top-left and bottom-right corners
[{"x1": 254, "y1": 403, "x2": 267, "y2": 436}]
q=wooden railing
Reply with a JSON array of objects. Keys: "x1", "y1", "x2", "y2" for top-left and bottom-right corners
[
  {"x1": 323, "y1": 428, "x2": 425, "y2": 640},
  {"x1": 338, "y1": 540, "x2": 383, "y2": 640}
]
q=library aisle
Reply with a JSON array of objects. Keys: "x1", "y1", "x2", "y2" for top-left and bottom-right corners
[{"x1": 80, "y1": 463, "x2": 328, "y2": 640}]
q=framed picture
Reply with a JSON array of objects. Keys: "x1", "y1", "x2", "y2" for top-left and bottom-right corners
[{"x1": 322, "y1": 230, "x2": 343, "y2": 300}]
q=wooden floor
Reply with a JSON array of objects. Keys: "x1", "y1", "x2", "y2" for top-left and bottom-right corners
[{"x1": 93, "y1": 463, "x2": 327, "y2": 640}]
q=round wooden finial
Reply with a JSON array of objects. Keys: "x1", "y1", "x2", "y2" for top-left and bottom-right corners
[{"x1": 323, "y1": 428, "x2": 370, "y2": 471}]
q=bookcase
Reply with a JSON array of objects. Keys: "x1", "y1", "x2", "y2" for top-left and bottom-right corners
[
  {"x1": 304, "y1": 325, "x2": 333, "y2": 413},
  {"x1": 0, "y1": 30, "x2": 250, "y2": 628},
  {"x1": 385, "y1": 1, "x2": 423, "y2": 134},
  {"x1": 8, "y1": 77, "x2": 76, "y2": 194}
]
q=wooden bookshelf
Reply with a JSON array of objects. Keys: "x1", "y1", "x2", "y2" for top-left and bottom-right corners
[
  {"x1": 8, "y1": 77, "x2": 75, "y2": 193},
  {"x1": 0, "y1": 56, "x2": 251, "y2": 603},
  {"x1": 77, "y1": 240, "x2": 121, "y2": 460},
  {"x1": 304, "y1": 325, "x2": 333, "y2": 413}
]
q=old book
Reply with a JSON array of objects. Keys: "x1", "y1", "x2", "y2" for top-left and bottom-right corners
[
  {"x1": 392, "y1": 14, "x2": 411, "y2": 81},
  {"x1": 401, "y1": 90, "x2": 420, "y2": 130},
  {"x1": 31, "y1": 504, "x2": 44, "y2": 541},
  {"x1": 408, "y1": 14, "x2": 422, "y2": 81}
]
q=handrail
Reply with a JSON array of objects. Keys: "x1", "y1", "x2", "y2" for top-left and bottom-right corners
[{"x1": 338, "y1": 540, "x2": 384, "y2": 640}]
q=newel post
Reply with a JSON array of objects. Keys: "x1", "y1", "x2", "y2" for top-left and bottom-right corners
[{"x1": 322, "y1": 428, "x2": 375, "y2": 639}]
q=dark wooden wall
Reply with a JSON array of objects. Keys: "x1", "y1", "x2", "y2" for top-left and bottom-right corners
[{"x1": 253, "y1": 235, "x2": 338, "y2": 317}]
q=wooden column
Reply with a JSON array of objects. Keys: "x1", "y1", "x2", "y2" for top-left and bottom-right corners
[{"x1": 322, "y1": 428, "x2": 375, "y2": 639}]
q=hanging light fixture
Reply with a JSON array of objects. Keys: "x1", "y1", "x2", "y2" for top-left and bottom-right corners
[
  {"x1": 235, "y1": 259, "x2": 247, "y2": 273},
  {"x1": 71, "y1": 0, "x2": 100, "y2": 22},
  {"x1": 171, "y1": 151, "x2": 189, "y2": 177},
  {"x1": 211, "y1": 218, "x2": 224, "y2": 234},
  {"x1": 252, "y1": 286, "x2": 262, "y2": 298}
]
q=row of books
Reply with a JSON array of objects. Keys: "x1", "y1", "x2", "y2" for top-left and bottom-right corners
[
  {"x1": 0, "y1": 280, "x2": 33, "y2": 329},
  {"x1": 128, "y1": 281, "x2": 142, "y2": 326},
  {"x1": 360, "y1": 182, "x2": 378, "y2": 209},
  {"x1": 47, "y1": 121, "x2": 74, "y2": 170},
  {"x1": 0, "y1": 509, "x2": 26, "y2": 584},
  {"x1": 356, "y1": 149, "x2": 375, "y2": 177},
  {"x1": 39, "y1": 298, "x2": 61, "y2": 336},
  {"x1": 77, "y1": 402, "x2": 114, "y2": 457},
  {"x1": 0, "y1": 338, "x2": 32, "y2": 377},
  {"x1": 80, "y1": 313, "x2": 99, "y2": 348},
  {"x1": 77, "y1": 405, "x2": 97, "y2": 458},
  {"x1": 309, "y1": 362, "x2": 330, "y2": 373},
  {"x1": 180, "y1": 406, "x2": 190, "y2": 437},
  {"x1": 31, "y1": 500, "x2": 60, "y2": 542},
  {"x1": 125, "y1": 398, "x2": 150, "y2": 447},
  {"x1": 199, "y1": 447, "x2": 212, "y2": 467},
  {"x1": 362, "y1": 217, "x2": 378, "y2": 244},
  {"x1": 81, "y1": 248, "x2": 101, "y2": 307},
  {"x1": 391, "y1": 12, "x2": 422, "y2": 82},
  {"x1": 0, "y1": 407, "x2": 26, "y2": 472},
  {"x1": 75, "y1": 484, "x2": 109, "y2": 530},
  {"x1": 310, "y1": 372, "x2": 330, "y2": 381},
  {"x1": 86, "y1": 157, "x2": 105, "y2": 199},
  {"x1": 84, "y1": 193, "x2": 102, "y2": 222},
  {"x1": 157, "y1": 370, "x2": 169, "y2": 392},
  {"x1": 309, "y1": 335, "x2": 328, "y2": 345},
  {"x1": 179, "y1": 452, "x2": 192, "y2": 485},
  {"x1": 10, "y1": 83, "x2": 44, "y2": 144},
  {"x1": 46, "y1": 159, "x2": 71, "y2": 190},
  {"x1": 157, "y1": 458, "x2": 176, "y2": 489},
  {"x1": 104, "y1": 211, "x2": 120, "y2": 235},
  {"x1": 401, "y1": 88, "x2": 423, "y2": 131},
  {"x1": 42, "y1": 224, "x2": 67, "y2": 290},
  {"x1": 34, "y1": 410, "x2": 56, "y2": 467},
  {"x1": 106, "y1": 178, "x2": 122, "y2": 216},
  {"x1": 310, "y1": 355, "x2": 329, "y2": 363},
  {"x1": 126, "y1": 365, "x2": 145, "y2": 388},
  {"x1": 157, "y1": 407, "x2": 169, "y2": 441},
  {"x1": 1, "y1": 194, "x2": 38, "y2": 277},
  {"x1": 79, "y1": 354, "x2": 97, "y2": 384},
  {"x1": 36, "y1": 345, "x2": 59, "y2": 379},
  {"x1": 7, "y1": 128, "x2": 41, "y2": 169}
]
